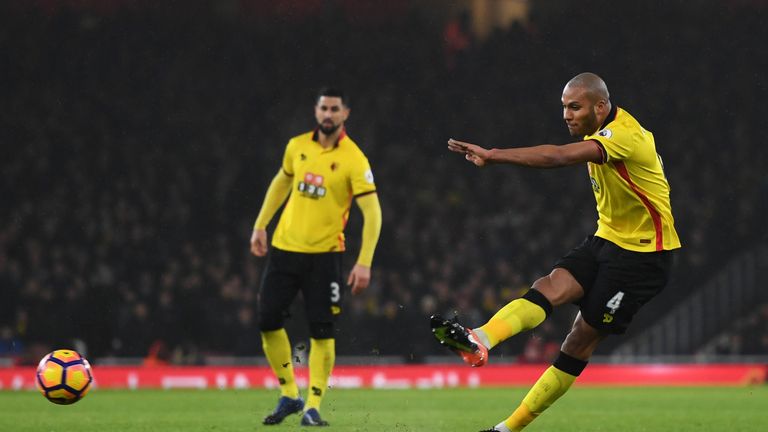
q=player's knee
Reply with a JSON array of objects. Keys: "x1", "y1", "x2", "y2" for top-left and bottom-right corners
[
  {"x1": 309, "y1": 322, "x2": 334, "y2": 339},
  {"x1": 532, "y1": 269, "x2": 583, "y2": 306},
  {"x1": 258, "y1": 313, "x2": 284, "y2": 332}
]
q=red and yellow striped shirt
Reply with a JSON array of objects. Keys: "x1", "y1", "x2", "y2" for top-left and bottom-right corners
[{"x1": 586, "y1": 106, "x2": 681, "y2": 252}]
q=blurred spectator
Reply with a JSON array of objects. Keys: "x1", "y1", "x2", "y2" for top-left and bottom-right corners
[
  {"x1": 702, "y1": 303, "x2": 768, "y2": 357},
  {"x1": 443, "y1": 10, "x2": 473, "y2": 70}
]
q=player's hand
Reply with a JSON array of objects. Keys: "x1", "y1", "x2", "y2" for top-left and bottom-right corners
[
  {"x1": 448, "y1": 138, "x2": 491, "y2": 167},
  {"x1": 250, "y1": 229, "x2": 269, "y2": 257},
  {"x1": 347, "y1": 264, "x2": 371, "y2": 295}
]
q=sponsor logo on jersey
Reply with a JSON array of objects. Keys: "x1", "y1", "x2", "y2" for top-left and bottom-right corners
[{"x1": 298, "y1": 172, "x2": 327, "y2": 198}]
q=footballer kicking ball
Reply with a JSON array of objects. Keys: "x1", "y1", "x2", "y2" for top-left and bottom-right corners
[{"x1": 36, "y1": 349, "x2": 94, "y2": 405}]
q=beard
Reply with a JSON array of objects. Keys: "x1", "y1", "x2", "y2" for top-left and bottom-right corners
[
  {"x1": 569, "y1": 111, "x2": 599, "y2": 137},
  {"x1": 319, "y1": 121, "x2": 340, "y2": 135},
  {"x1": 583, "y1": 110, "x2": 600, "y2": 135}
]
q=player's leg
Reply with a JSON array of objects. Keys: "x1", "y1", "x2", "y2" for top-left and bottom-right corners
[
  {"x1": 495, "y1": 313, "x2": 604, "y2": 432},
  {"x1": 259, "y1": 249, "x2": 305, "y2": 425},
  {"x1": 475, "y1": 268, "x2": 581, "y2": 349},
  {"x1": 430, "y1": 280, "x2": 559, "y2": 367},
  {"x1": 303, "y1": 323, "x2": 334, "y2": 426},
  {"x1": 432, "y1": 237, "x2": 597, "y2": 366},
  {"x1": 481, "y1": 238, "x2": 600, "y2": 431},
  {"x1": 301, "y1": 252, "x2": 343, "y2": 426},
  {"x1": 492, "y1": 239, "x2": 674, "y2": 431}
]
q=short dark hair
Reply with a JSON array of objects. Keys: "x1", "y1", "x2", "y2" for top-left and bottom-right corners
[{"x1": 317, "y1": 87, "x2": 349, "y2": 107}]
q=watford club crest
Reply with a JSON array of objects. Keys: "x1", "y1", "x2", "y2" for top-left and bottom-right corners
[{"x1": 298, "y1": 172, "x2": 326, "y2": 199}]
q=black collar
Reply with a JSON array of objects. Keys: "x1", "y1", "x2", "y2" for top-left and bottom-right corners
[
  {"x1": 311, "y1": 127, "x2": 346, "y2": 148},
  {"x1": 598, "y1": 104, "x2": 618, "y2": 131}
]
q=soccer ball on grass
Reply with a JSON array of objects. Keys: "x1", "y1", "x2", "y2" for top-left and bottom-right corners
[{"x1": 36, "y1": 349, "x2": 94, "y2": 405}]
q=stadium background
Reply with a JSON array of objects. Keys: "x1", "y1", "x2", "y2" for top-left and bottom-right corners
[{"x1": 0, "y1": 0, "x2": 766, "y2": 375}]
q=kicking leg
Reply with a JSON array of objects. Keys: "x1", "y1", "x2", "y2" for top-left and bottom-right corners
[
  {"x1": 433, "y1": 268, "x2": 581, "y2": 367},
  {"x1": 477, "y1": 267, "x2": 582, "y2": 348}
]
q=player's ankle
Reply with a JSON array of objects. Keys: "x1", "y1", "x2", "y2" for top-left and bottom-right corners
[{"x1": 473, "y1": 328, "x2": 492, "y2": 349}]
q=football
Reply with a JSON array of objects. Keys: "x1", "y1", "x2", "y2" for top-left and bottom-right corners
[{"x1": 36, "y1": 349, "x2": 94, "y2": 405}]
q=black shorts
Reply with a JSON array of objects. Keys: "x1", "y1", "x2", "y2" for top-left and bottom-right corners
[
  {"x1": 554, "y1": 235, "x2": 675, "y2": 334},
  {"x1": 259, "y1": 248, "x2": 343, "y2": 324}
]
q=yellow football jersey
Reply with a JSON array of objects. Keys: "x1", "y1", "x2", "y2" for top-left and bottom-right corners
[
  {"x1": 272, "y1": 129, "x2": 376, "y2": 253},
  {"x1": 585, "y1": 106, "x2": 681, "y2": 252}
]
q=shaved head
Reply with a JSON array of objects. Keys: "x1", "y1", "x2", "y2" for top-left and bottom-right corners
[
  {"x1": 561, "y1": 73, "x2": 612, "y2": 137},
  {"x1": 565, "y1": 72, "x2": 610, "y2": 103}
]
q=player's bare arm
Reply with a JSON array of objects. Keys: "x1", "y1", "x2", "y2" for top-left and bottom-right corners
[{"x1": 448, "y1": 138, "x2": 603, "y2": 168}]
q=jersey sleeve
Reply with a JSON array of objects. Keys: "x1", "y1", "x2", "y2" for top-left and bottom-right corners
[
  {"x1": 587, "y1": 127, "x2": 635, "y2": 162},
  {"x1": 281, "y1": 139, "x2": 295, "y2": 176},
  {"x1": 350, "y1": 154, "x2": 376, "y2": 196}
]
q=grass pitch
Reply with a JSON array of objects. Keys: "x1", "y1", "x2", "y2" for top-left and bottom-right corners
[{"x1": 1, "y1": 386, "x2": 766, "y2": 431}]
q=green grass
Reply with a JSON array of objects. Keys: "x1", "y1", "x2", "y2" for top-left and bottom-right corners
[{"x1": 1, "y1": 387, "x2": 766, "y2": 431}]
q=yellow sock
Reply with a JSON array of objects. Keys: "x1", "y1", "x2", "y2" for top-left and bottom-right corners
[
  {"x1": 477, "y1": 298, "x2": 547, "y2": 348},
  {"x1": 306, "y1": 338, "x2": 335, "y2": 411},
  {"x1": 261, "y1": 329, "x2": 299, "y2": 399},
  {"x1": 504, "y1": 366, "x2": 577, "y2": 431}
]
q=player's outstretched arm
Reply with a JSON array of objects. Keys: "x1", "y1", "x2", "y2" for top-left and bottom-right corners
[
  {"x1": 448, "y1": 138, "x2": 603, "y2": 168},
  {"x1": 447, "y1": 139, "x2": 492, "y2": 166}
]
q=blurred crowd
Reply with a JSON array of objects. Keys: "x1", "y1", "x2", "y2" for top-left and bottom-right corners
[
  {"x1": 701, "y1": 303, "x2": 768, "y2": 358},
  {"x1": 1, "y1": 1, "x2": 766, "y2": 364}
]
